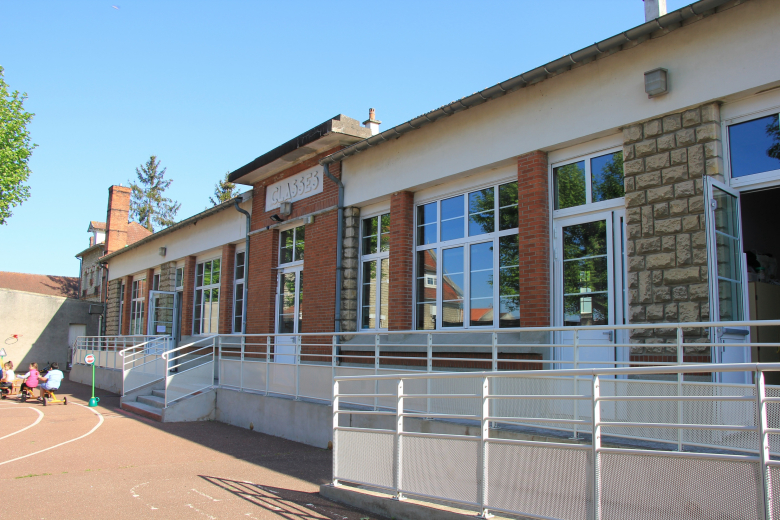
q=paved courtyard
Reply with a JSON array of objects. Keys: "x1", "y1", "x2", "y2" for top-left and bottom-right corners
[{"x1": 0, "y1": 378, "x2": 383, "y2": 520}]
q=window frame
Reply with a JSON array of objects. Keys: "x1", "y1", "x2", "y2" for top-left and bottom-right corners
[
  {"x1": 175, "y1": 266, "x2": 184, "y2": 291},
  {"x1": 413, "y1": 182, "x2": 520, "y2": 331},
  {"x1": 118, "y1": 282, "x2": 125, "y2": 334},
  {"x1": 723, "y1": 107, "x2": 780, "y2": 191},
  {"x1": 129, "y1": 277, "x2": 146, "y2": 336},
  {"x1": 550, "y1": 146, "x2": 625, "y2": 220},
  {"x1": 232, "y1": 249, "x2": 246, "y2": 333},
  {"x1": 193, "y1": 257, "x2": 221, "y2": 335},
  {"x1": 278, "y1": 224, "x2": 305, "y2": 267},
  {"x1": 359, "y1": 212, "x2": 390, "y2": 331}
]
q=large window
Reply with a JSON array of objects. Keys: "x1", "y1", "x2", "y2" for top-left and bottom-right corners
[
  {"x1": 360, "y1": 213, "x2": 390, "y2": 329},
  {"x1": 415, "y1": 182, "x2": 520, "y2": 330},
  {"x1": 118, "y1": 283, "x2": 125, "y2": 334},
  {"x1": 233, "y1": 250, "x2": 245, "y2": 333},
  {"x1": 280, "y1": 225, "x2": 305, "y2": 264},
  {"x1": 728, "y1": 112, "x2": 780, "y2": 183},
  {"x1": 553, "y1": 151, "x2": 624, "y2": 211},
  {"x1": 129, "y1": 278, "x2": 146, "y2": 335},
  {"x1": 194, "y1": 259, "x2": 220, "y2": 335}
]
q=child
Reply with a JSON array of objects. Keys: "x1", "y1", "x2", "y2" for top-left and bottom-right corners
[
  {"x1": 18, "y1": 362, "x2": 40, "y2": 397},
  {"x1": 0, "y1": 361, "x2": 14, "y2": 398},
  {"x1": 39, "y1": 362, "x2": 64, "y2": 398}
]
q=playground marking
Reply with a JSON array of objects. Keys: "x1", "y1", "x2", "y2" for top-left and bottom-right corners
[
  {"x1": 0, "y1": 406, "x2": 44, "y2": 440},
  {"x1": 0, "y1": 403, "x2": 104, "y2": 467}
]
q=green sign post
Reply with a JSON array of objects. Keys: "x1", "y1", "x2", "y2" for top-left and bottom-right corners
[{"x1": 85, "y1": 354, "x2": 100, "y2": 407}]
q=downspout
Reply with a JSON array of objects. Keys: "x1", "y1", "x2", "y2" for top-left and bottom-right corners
[
  {"x1": 234, "y1": 197, "x2": 251, "y2": 335},
  {"x1": 100, "y1": 263, "x2": 109, "y2": 337},
  {"x1": 323, "y1": 163, "x2": 344, "y2": 334}
]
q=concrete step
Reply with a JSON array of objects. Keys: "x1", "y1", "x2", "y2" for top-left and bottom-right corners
[
  {"x1": 121, "y1": 401, "x2": 162, "y2": 422},
  {"x1": 137, "y1": 394, "x2": 165, "y2": 409},
  {"x1": 151, "y1": 389, "x2": 166, "y2": 399}
]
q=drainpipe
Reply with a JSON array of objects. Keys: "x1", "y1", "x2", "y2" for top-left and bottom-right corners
[
  {"x1": 234, "y1": 196, "x2": 251, "y2": 335},
  {"x1": 323, "y1": 163, "x2": 343, "y2": 334},
  {"x1": 99, "y1": 263, "x2": 109, "y2": 337}
]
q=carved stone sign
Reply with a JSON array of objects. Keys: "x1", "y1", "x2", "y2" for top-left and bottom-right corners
[{"x1": 265, "y1": 165, "x2": 324, "y2": 211}]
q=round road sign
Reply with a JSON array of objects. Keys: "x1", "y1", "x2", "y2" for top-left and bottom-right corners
[{"x1": 85, "y1": 354, "x2": 95, "y2": 365}]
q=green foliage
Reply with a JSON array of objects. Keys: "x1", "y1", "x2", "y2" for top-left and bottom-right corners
[
  {"x1": 210, "y1": 171, "x2": 239, "y2": 206},
  {"x1": 0, "y1": 66, "x2": 36, "y2": 225},
  {"x1": 767, "y1": 117, "x2": 780, "y2": 160},
  {"x1": 129, "y1": 155, "x2": 181, "y2": 232}
]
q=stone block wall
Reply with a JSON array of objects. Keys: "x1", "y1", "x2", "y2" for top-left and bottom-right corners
[
  {"x1": 340, "y1": 207, "x2": 360, "y2": 333},
  {"x1": 105, "y1": 278, "x2": 122, "y2": 335},
  {"x1": 159, "y1": 261, "x2": 177, "y2": 292},
  {"x1": 623, "y1": 102, "x2": 723, "y2": 356}
]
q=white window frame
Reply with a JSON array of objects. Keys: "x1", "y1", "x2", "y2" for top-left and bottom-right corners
[
  {"x1": 233, "y1": 249, "x2": 246, "y2": 333},
  {"x1": 193, "y1": 258, "x2": 221, "y2": 335},
  {"x1": 359, "y1": 212, "x2": 390, "y2": 331},
  {"x1": 723, "y1": 106, "x2": 780, "y2": 191},
  {"x1": 118, "y1": 282, "x2": 125, "y2": 334},
  {"x1": 413, "y1": 182, "x2": 520, "y2": 331},
  {"x1": 129, "y1": 277, "x2": 146, "y2": 335},
  {"x1": 278, "y1": 224, "x2": 305, "y2": 267}
]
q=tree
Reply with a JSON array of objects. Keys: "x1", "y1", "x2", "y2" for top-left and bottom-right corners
[
  {"x1": 129, "y1": 155, "x2": 180, "y2": 232},
  {"x1": 0, "y1": 66, "x2": 36, "y2": 225},
  {"x1": 209, "y1": 171, "x2": 239, "y2": 206}
]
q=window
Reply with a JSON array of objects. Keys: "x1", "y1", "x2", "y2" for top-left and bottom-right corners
[
  {"x1": 360, "y1": 213, "x2": 390, "y2": 329},
  {"x1": 280, "y1": 225, "x2": 305, "y2": 264},
  {"x1": 233, "y1": 251, "x2": 245, "y2": 333},
  {"x1": 152, "y1": 273, "x2": 160, "y2": 291},
  {"x1": 728, "y1": 113, "x2": 780, "y2": 179},
  {"x1": 553, "y1": 151, "x2": 624, "y2": 211},
  {"x1": 175, "y1": 267, "x2": 183, "y2": 290},
  {"x1": 194, "y1": 259, "x2": 220, "y2": 335},
  {"x1": 118, "y1": 283, "x2": 125, "y2": 334},
  {"x1": 415, "y1": 182, "x2": 520, "y2": 330},
  {"x1": 129, "y1": 278, "x2": 146, "y2": 335}
]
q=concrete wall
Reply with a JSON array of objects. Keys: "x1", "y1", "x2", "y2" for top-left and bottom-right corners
[
  {"x1": 0, "y1": 288, "x2": 99, "y2": 369},
  {"x1": 341, "y1": 0, "x2": 780, "y2": 207},
  {"x1": 69, "y1": 364, "x2": 123, "y2": 394}
]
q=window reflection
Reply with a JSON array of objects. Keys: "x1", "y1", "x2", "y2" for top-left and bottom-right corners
[
  {"x1": 591, "y1": 152, "x2": 624, "y2": 202},
  {"x1": 562, "y1": 220, "x2": 608, "y2": 327},
  {"x1": 554, "y1": 161, "x2": 586, "y2": 210},
  {"x1": 729, "y1": 115, "x2": 780, "y2": 178}
]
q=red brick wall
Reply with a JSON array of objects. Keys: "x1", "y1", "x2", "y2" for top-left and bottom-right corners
[
  {"x1": 142, "y1": 268, "x2": 154, "y2": 334},
  {"x1": 388, "y1": 191, "x2": 414, "y2": 331},
  {"x1": 180, "y1": 256, "x2": 197, "y2": 336},
  {"x1": 517, "y1": 151, "x2": 550, "y2": 327},
  {"x1": 300, "y1": 209, "x2": 338, "y2": 355},
  {"x1": 219, "y1": 244, "x2": 236, "y2": 334},
  {"x1": 246, "y1": 228, "x2": 278, "y2": 335},
  {"x1": 121, "y1": 275, "x2": 132, "y2": 335},
  {"x1": 105, "y1": 185, "x2": 130, "y2": 255}
]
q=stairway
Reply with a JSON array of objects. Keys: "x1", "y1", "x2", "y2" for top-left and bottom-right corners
[{"x1": 121, "y1": 389, "x2": 165, "y2": 422}]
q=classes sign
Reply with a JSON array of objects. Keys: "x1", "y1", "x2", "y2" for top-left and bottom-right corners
[{"x1": 265, "y1": 165, "x2": 324, "y2": 211}]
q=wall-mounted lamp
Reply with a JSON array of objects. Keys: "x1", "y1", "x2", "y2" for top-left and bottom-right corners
[
  {"x1": 644, "y1": 68, "x2": 669, "y2": 98},
  {"x1": 279, "y1": 201, "x2": 292, "y2": 217},
  {"x1": 158, "y1": 247, "x2": 167, "y2": 257},
  {"x1": 270, "y1": 214, "x2": 284, "y2": 223}
]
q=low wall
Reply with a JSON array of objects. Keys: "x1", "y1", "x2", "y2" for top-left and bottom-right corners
[{"x1": 69, "y1": 364, "x2": 123, "y2": 394}]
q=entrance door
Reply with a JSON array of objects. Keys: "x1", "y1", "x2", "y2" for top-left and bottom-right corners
[
  {"x1": 275, "y1": 267, "x2": 302, "y2": 364},
  {"x1": 554, "y1": 210, "x2": 627, "y2": 371},
  {"x1": 147, "y1": 290, "x2": 178, "y2": 351},
  {"x1": 705, "y1": 178, "x2": 750, "y2": 383}
]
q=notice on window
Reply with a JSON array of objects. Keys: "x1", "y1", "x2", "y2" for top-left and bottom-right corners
[
  {"x1": 265, "y1": 165, "x2": 324, "y2": 210},
  {"x1": 157, "y1": 325, "x2": 166, "y2": 333}
]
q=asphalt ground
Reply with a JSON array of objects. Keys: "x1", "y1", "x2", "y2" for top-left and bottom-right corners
[{"x1": 0, "y1": 377, "x2": 386, "y2": 520}]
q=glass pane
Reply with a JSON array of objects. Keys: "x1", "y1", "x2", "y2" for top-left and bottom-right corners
[
  {"x1": 210, "y1": 288, "x2": 219, "y2": 333},
  {"x1": 470, "y1": 242, "x2": 494, "y2": 326},
  {"x1": 416, "y1": 250, "x2": 437, "y2": 303},
  {"x1": 279, "y1": 313, "x2": 295, "y2": 334},
  {"x1": 362, "y1": 306, "x2": 375, "y2": 329},
  {"x1": 418, "y1": 202, "x2": 437, "y2": 225},
  {"x1": 563, "y1": 220, "x2": 607, "y2": 259},
  {"x1": 716, "y1": 234, "x2": 741, "y2": 281},
  {"x1": 718, "y1": 279, "x2": 743, "y2": 322},
  {"x1": 363, "y1": 235, "x2": 378, "y2": 255},
  {"x1": 363, "y1": 216, "x2": 378, "y2": 239},
  {"x1": 554, "y1": 161, "x2": 586, "y2": 210},
  {"x1": 470, "y1": 241, "x2": 493, "y2": 271},
  {"x1": 234, "y1": 316, "x2": 242, "y2": 333},
  {"x1": 498, "y1": 182, "x2": 518, "y2": 230},
  {"x1": 499, "y1": 266, "x2": 519, "y2": 296},
  {"x1": 298, "y1": 272, "x2": 303, "y2": 333},
  {"x1": 416, "y1": 303, "x2": 436, "y2": 330},
  {"x1": 363, "y1": 215, "x2": 378, "y2": 253},
  {"x1": 441, "y1": 218, "x2": 464, "y2": 242},
  {"x1": 212, "y1": 259, "x2": 221, "y2": 285},
  {"x1": 379, "y1": 258, "x2": 389, "y2": 328},
  {"x1": 470, "y1": 298, "x2": 493, "y2": 326},
  {"x1": 470, "y1": 271, "x2": 493, "y2": 299},
  {"x1": 564, "y1": 258, "x2": 608, "y2": 295},
  {"x1": 442, "y1": 247, "x2": 465, "y2": 328},
  {"x1": 499, "y1": 235, "x2": 519, "y2": 268},
  {"x1": 281, "y1": 273, "x2": 296, "y2": 314},
  {"x1": 729, "y1": 115, "x2": 780, "y2": 178},
  {"x1": 591, "y1": 151, "x2": 624, "y2": 202},
  {"x1": 442, "y1": 300, "x2": 464, "y2": 328},
  {"x1": 362, "y1": 260, "x2": 377, "y2": 307},
  {"x1": 203, "y1": 261, "x2": 212, "y2": 286},
  {"x1": 381, "y1": 213, "x2": 390, "y2": 234},
  {"x1": 295, "y1": 226, "x2": 305, "y2": 261},
  {"x1": 499, "y1": 296, "x2": 520, "y2": 328},
  {"x1": 280, "y1": 229, "x2": 294, "y2": 264},
  {"x1": 441, "y1": 195, "x2": 465, "y2": 242},
  {"x1": 235, "y1": 252, "x2": 245, "y2": 280},
  {"x1": 418, "y1": 223, "x2": 437, "y2": 246},
  {"x1": 564, "y1": 293, "x2": 608, "y2": 327},
  {"x1": 469, "y1": 189, "x2": 494, "y2": 236},
  {"x1": 380, "y1": 213, "x2": 390, "y2": 252},
  {"x1": 196, "y1": 264, "x2": 203, "y2": 287},
  {"x1": 176, "y1": 268, "x2": 183, "y2": 288}
]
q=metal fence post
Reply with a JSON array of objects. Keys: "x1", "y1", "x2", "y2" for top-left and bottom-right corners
[
  {"x1": 592, "y1": 375, "x2": 602, "y2": 520},
  {"x1": 394, "y1": 378, "x2": 405, "y2": 501},
  {"x1": 332, "y1": 335, "x2": 338, "y2": 403},
  {"x1": 572, "y1": 329, "x2": 580, "y2": 440},
  {"x1": 332, "y1": 378, "x2": 340, "y2": 486},
  {"x1": 375, "y1": 334, "x2": 380, "y2": 411},
  {"x1": 757, "y1": 369, "x2": 774, "y2": 520},
  {"x1": 480, "y1": 376, "x2": 490, "y2": 518},
  {"x1": 491, "y1": 332, "x2": 498, "y2": 372},
  {"x1": 427, "y1": 333, "x2": 433, "y2": 415},
  {"x1": 295, "y1": 335, "x2": 301, "y2": 400},
  {"x1": 265, "y1": 336, "x2": 271, "y2": 396},
  {"x1": 676, "y1": 327, "x2": 684, "y2": 452}
]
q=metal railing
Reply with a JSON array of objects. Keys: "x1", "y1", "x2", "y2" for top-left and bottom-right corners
[
  {"x1": 118, "y1": 336, "x2": 173, "y2": 394},
  {"x1": 73, "y1": 335, "x2": 165, "y2": 371},
  {"x1": 162, "y1": 335, "x2": 217, "y2": 407},
  {"x1": 332, "y1": 362, "x2": 780, "y2": 520}
]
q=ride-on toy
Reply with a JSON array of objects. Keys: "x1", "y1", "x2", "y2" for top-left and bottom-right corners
[{"x1": 40, "y1": 389, "x2": 67, "y2": 406}]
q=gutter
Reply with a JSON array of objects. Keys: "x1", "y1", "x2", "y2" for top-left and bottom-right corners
[
  {"x1": 320, "y1": 0, "x2": 735, "y2": 166},
  {"x1": 322, "y1": 163, "x2": 344, "y2": 335},
  {"x1": 233, "y1": 195, "x2": 251, "y2": 335}
]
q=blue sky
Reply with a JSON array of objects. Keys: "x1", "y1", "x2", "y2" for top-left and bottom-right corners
[{"x1": 0, "y1": 0, "x2": 693, "y2": 276}]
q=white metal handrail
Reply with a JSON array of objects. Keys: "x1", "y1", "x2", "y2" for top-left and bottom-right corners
[
  {"x1": 118, "y1": 336, "x2": 172, "y2": 395},
  {"x1": 332, "y1": 363, "x2": 780, "y2": 520},
  {"x1": 162, "y1": 335, "x2": 216, "y2": 407}
]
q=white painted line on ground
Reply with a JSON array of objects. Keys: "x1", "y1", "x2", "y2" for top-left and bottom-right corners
[
  {"x1": 0, "y1": 406, "x2": 44, "y2": 440},
  {"x1": 0, "y1": 403, "x2": 104, "y2": 467}
]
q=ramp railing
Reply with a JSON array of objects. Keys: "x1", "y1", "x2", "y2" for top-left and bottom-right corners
[
  {"x1": 332, "y1": 362, "x2": 780, "y2": 520},
  {"x1": 162, "y1": 335, "x2": 217, "y2": 407},
  {"x1": 119, "y1": 336, "x2": 173, "y2": 394},
  {"x1": 74, "y1": 335, "x2": 165, "y2": 371}
]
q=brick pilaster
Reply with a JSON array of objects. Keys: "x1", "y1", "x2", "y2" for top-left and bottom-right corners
[
  {"x1": 517, "y1": 151, "x2": 550, "y2": 327},
  {"x1": 219, "y1": 244, "x2": 236, "y2": 334},
  {"x1": 246, "y1": 230, "x2": 278, "y2": 335},
  {"x1": 142, "y1": 268, "x2": 154, "y2": 334},
  {"x1": 180, "y1": 256, "x2": 197, "y2": 336},
  {"x1": 388, "y1": 191, "x2": 414, "y2": 331}
]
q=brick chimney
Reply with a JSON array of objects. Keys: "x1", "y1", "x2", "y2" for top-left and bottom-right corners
[
  {"x1": 105, "y1": 185, "x2": 131, "y2": 255},
  {"x1": 363, "y1": 108, "x2": 381, "y2": 136},
  {"x1": 644, "y1": 0, "x2": 666, "y2": 22}
]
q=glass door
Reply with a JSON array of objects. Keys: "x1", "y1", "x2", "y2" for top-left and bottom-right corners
[
  {"x1": 147, "y1": 290, "x2": 178, "y2": 351},
  {"x1": 554, "y1": 210, "x2": 627, "y2": 371},
  {"x1": 706, "y1": 178, "x2": 750, "y2": 382},
  {"x1": 275, "y1": 266, "x2": 302, "y2": 364}
]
